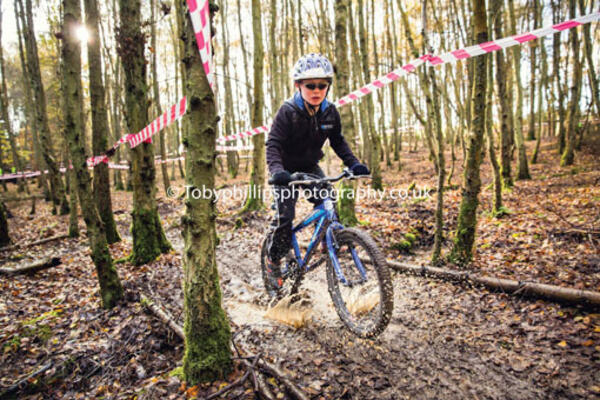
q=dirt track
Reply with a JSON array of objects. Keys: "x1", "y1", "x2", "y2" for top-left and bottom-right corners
[{"x1": 148, "y1": 207, "x2": 599, "y2": 400}]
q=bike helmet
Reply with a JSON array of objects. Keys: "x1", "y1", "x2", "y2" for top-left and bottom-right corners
[{"x1": 291, "y1": 53, "x2": 334, "y2": 82}]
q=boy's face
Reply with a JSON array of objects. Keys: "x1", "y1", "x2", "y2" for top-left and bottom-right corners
[{"x1": 295, "y1": 79, "x2": 330, "y2": 107}]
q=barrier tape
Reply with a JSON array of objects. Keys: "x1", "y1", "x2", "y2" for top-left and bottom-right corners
[
  {"x1": 216, "y1": 9, "x2": 599, "y2": 143},
  {"x1": 126, "y1": 97, "x2": 187, "y2": 148},
  {"x1": 8, "y1": 9, "x2": 600, "y2": 178},
  {"x1": 187, "y1": 0, "x2": 214, "y2": 88},
  {"x1": 86, "y1": 97, "x2": 187, "y2": 167}
]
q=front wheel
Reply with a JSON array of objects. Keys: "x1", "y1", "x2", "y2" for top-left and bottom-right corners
[{"x1": 326, "y1": 228, "x2": 393, "y2": 338}]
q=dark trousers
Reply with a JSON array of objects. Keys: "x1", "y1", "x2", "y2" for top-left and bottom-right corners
[{"x1": 267, "y1": 165, "x2": 331, "y2": 262}]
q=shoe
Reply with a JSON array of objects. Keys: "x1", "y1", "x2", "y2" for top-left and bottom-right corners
[{"x1": 266, "y1": 257, "x2": 284, "y2": 296}]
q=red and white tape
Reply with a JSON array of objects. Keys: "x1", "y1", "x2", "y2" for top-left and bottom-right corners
[
  {"x1": 187, "y1": 0, "x2": 214, "y2": 88},
  {"x1": 216, "y1": 145, "x2": 254, "y2": 152},
  {"x1": 127, "y1": 97, "x2": 187, "y2": 148},
  {"x1": 216, "y1": 10, "x2": 599, "y2": 144},
  {"x1": 9, "y1": 9, "x2": 600, "y2": 178},
  {"x1": 86, "y1": 97, "x2": 187, "y2": 167},
  {"x1": 429, "y1": 11, "x2": 600, "y2": 65}
]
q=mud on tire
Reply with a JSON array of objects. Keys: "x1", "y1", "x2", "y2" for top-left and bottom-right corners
[{"x1": 325, "y1": 228, "x2": 393, "y2": 338}]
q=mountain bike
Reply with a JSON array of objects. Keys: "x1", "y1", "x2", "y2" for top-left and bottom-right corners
[{"x1": 260, "y1": 169, "x2": 393, "y2": 338}]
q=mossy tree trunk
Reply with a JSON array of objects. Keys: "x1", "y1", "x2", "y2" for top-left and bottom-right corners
[
  {"x1": 0, "y1": 201, "x2": 9, "y2": 246},
  {"x1": 180, "y1": 0, "x2": 232, "y2": 384},
  {"x1": 14, "y1": 2, "x2": 49, "y2": 196},
  {"x1": 507, "y1": 0, "x2": 531, "y2": 180},
  {"x1": 150, "y1": 0, "x2": 170, "y2": 195},
  {"x1": 242, "y1": 0, "x2": 265, "y2": 213},
  {"x1": 85, "y1": 0, "x2": 120, "y2": 244},
  {"x1": 449, "y1": 0, "x2": 488, "y2": 266},
  {"x1": 334, "y1": 0, "x2": 358, "y2": 226},
  {"x1": 62, "y1": 0, "x2": 123, "y2": 308},
  {"x1": 23, "y1": 0, "x2": 69, "y2": 214},
  {"x1": 484, "y1": 16, "x2": 502, "y2": 215},
  {"x1": 490, "y1": 0, "x2": 515, "y2": 187},
  {"x1": 118, "y1": 0, "x2": 171, "y2": 265},
  {"x1": 67, "y1": 158, "x2": 79, "y2": 238},
  {"x1": 560, "y1": 0, "x2": 581, "y2": 167}
]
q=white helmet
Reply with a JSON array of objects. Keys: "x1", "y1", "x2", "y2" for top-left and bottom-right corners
[{"x1": 291, "y1": 53, "x2": 334, "y2": 82}]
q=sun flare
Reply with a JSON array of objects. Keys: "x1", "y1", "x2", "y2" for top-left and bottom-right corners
[{"x1": 75, "y1": 25, "x2": 90, "y2": 43}]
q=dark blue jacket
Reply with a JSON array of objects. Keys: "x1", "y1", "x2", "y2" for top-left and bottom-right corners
[{"x1": 266, "y1": 92, "x2": 359, "y2": 175}]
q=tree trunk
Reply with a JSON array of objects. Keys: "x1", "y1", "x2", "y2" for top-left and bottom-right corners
[
  {"x1": 387, "y1": 0, "x2": 401, "y2": 166},
  {"x1": 551, "y1": 0, "x2": 567, "y2": 155},
  {"x1": 150, "y1": 0, "x2": 170, "y2": 195},
  {"x1": 484, "y1": 14, "x2": 502, "y2": 215},
  {"x1": 118, "y1": 0, "x2": 171, "y2": 265},
  {"x1": 22, "y1": 0, "x2": 69, "y2": 214},
  {"x1": 242, "y1": 0, "x2": 266, "y2": 212},
  {"x1": 85, "y1": 0, "x2": 120, "y2": 244},
  {"x1": 347, "y1": 0, "x2": 369, "y2": 163},
  {"x1": 507, "y1": 0, "x2": 530, "y2": 180},
  {"x1": 532, "y1": 25, "x2": 549, "y2": 165},
  {"x1": 0, "y1": 0, "x2": 26, "y2": 194},
  {"x1": 0, "y1": 201, "x2": 9, "y2": 246},
  {"x1": 560, "y1": 0, "x2": 581, "y2": 166},
  {"x1": 357, "y1": 0, "x2": 382, "y2": 190},
  {"x1": 421, "y1": 0, "x2": 445, "y2": 264},
  {"x1": 14, "y1": 2, "x2": 49, "y2": 195},
  {"x1": 220, "y1": 1, "x2": 239, "y2": 179},
  {"x1": 449, "y1": 0, "x2": 487, "y2": 266},
  {"x1": 62, "y1": 0, "x2": 123, "y2": 308},
  {"x1": 180, "y1": 0, "x2": 232, "y2": 383},
  {"x1": 67, "y1": 159, "x2": 79, "y2": 238},
  {"x1": 334, "y1": 0, "x2": 358, "y2": 226},
  {"x1": 579, "y1": 0, "x2": 599, "y2": 119},
  {"x1": 526, "y1": 0, "x2": 539, "y2": 142},
  {"x1": 236, "y1": 0, "x2": 253, "y2": 120}
]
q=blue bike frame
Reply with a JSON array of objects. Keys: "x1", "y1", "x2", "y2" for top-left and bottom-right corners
[{"x1": 289, "y1": 197, "x2": 368, "y2": 286}]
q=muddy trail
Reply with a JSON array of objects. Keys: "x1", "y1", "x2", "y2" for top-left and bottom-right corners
[
  {"x1": 142, "y1": 202, "x2": 598, "y2": 400},
  {"x1": 2, "y1": 140, "x2": 600, "y2": 399}
]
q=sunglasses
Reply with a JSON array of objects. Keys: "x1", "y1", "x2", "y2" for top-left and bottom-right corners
[{"x1": 303, "y1": 83, "x2": 329, "y2": 90}]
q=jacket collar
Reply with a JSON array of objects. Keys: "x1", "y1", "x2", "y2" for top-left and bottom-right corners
[{"x1": 292, "y1": 91, "x2": 330, "y2": 114}]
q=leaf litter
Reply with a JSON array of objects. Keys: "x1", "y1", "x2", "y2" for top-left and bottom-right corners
[{"x1": 0, "y1": 140, "x2": 599, "y2": 399}]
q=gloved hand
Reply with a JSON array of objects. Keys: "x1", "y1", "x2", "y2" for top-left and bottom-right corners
[
  {"x1": 350, "y1": 163, "x2": 370, "y2": 176},
  {"x1": 270, "y1": 170, "x2": 292, "y2": 186}
]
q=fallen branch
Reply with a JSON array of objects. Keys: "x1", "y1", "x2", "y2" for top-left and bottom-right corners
[
  {"x1": 256, "y1": 359, "x2": 309, "y2": 400},
  {"x1": 0, "y1": 257, "x2": 61, "y2": 276},
  {"x1": 0, "y1": 234, "x2": 70, "y2": 252},
  {"x1": 140, "y1": 294, "x2": 308, "y2": 400},
  {"x1": 140, "y1": 294, "x2": 184, "y2": 339},
  {"x1": 0, "y1": 362, "x2": 52, "y2": 399},
  {"x1": 387, "y1": 260, "x2": 600, "y2": 307}
]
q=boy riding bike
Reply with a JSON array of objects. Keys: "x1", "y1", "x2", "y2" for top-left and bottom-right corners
[{"x1": 265, "y1": 53, "x2": 370, "y2": 295}]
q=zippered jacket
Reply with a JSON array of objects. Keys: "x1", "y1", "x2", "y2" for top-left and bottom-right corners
[{"x1": 266, "y1": 92, "x2": 359, "y2": 175}]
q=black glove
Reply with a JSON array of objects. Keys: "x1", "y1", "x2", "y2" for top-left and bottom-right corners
[
  {"x1": 350, "y1": 163, "x2": 370, "y2": 176},
  {"x1": 270, "y1": 170, "x2": 292, "y2": 186}
]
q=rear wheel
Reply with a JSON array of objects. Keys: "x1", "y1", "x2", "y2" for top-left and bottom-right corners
[{"x1": 326, "y1": 228, "x2": 393, "y2": 338}]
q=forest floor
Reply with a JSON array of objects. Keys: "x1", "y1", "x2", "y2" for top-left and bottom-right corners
[{"x1": 1, "y1": 136, "x2": 599, "y2": 399}]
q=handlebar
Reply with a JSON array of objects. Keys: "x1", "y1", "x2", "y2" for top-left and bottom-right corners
[{"x1": 269, "y1": 168, "x2": 372, "y2": 186}]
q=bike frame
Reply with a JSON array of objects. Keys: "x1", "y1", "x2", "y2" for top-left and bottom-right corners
[{"x1": 290, "y1": 196, "x2": 368, "y2": 286}]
